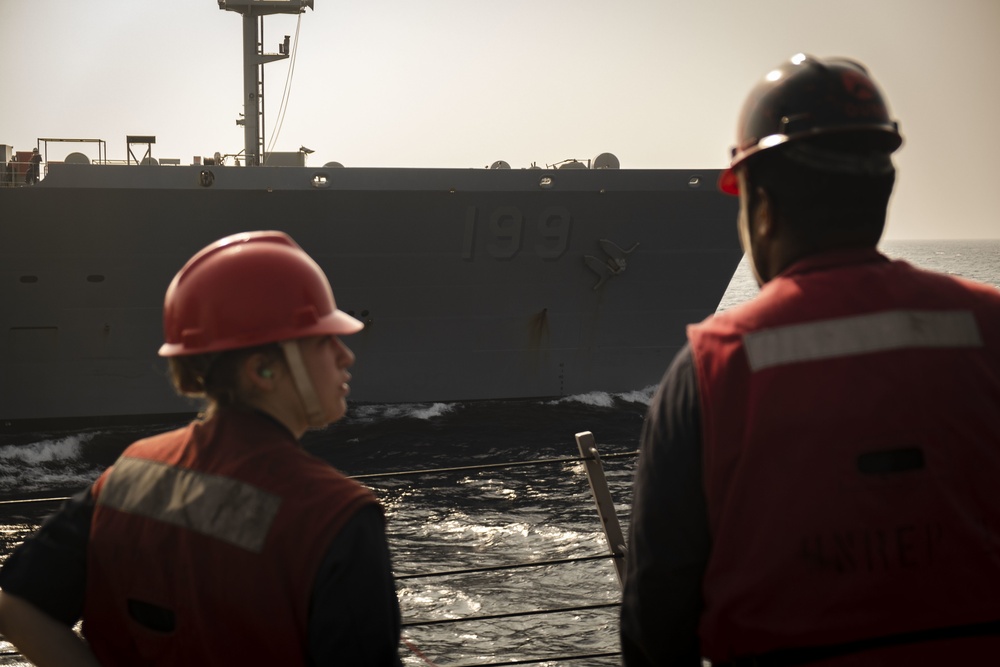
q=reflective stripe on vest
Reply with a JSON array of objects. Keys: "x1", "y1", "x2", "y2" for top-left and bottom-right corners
[
  {"x1": 97, "y1": 456, "x2": 282, "y2": 553},
  {"x1": 743, "y1": 309, "x2": 983, "y2": 371}
]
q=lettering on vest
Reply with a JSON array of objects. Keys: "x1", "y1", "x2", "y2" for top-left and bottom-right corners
[
  {"x1": 744, "y1": 310, "x2": 982, "y2": 372},
  {"x1": 97, "y1": 456, "x2": 283, "y2": 553},
  {"x1": 799, "y1": 522, "x2": 944, "y2": 574}
]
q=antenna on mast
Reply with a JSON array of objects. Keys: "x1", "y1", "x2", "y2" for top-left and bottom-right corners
[{"x1": 218, "y1": 0, "x2": 314, "y2": 166}]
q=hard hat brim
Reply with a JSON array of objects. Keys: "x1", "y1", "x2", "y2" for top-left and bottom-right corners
[
  {"x1": 718, "y1": 168, "x2": 739, "y2": 195},
  {"x1": 157, "y1": 308, "x2": 364, "y2": 357}
]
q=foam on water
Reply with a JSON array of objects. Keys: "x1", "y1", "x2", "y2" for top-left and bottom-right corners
[
  {"x1": 549, "y1": 385, "x2": 656, "y2": 408},
  {"x1": 408, "y1": 403, "x2": 456, "y2": 420},
  {"x1": 351, "y1": 402, "x2": 457, "y2": 423},
  {"x1": 0, "y1": 434, "x2": 105, "y2": 497},
  {"x1": 552, "y1": 391, "x2": 615, "y2": 408},
  {"x1": 0, "y1": 434, "x2": 88, "y2": 464},
  {"x1": 617, "y1": 385, "x2": 657, "y2": 405}
]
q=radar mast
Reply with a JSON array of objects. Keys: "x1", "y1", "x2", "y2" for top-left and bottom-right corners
[{"x1": 218, "y1": 0, "x2": 313, "y2": 166}]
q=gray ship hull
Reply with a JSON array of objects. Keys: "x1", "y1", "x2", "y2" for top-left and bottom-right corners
[{"x1": 1, "y1": 163, "x2": 740, "y2": 431}]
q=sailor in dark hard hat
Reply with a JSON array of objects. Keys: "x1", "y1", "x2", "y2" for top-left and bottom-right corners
[{"x1": 621, "y1": 54, "x2": 1000, "y2": 666}]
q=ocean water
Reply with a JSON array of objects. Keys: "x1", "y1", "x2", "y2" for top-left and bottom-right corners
[
  {"x1": 0, "y1": 239, "x2": 997, "y2": 666},
  {"x1": 718, "y1": 239, "x2": 1000, "y2": 311}
]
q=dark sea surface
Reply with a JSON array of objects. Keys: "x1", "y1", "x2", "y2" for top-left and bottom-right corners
[{"x1": 0, "y1": 239, "x2": 997, "y2": 666}]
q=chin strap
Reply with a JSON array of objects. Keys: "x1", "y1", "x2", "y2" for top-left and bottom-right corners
[{"x1": 279, "y1": 340, "x2": 326, "y2": 427}]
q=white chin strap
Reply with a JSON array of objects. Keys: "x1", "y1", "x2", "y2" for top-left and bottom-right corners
[{"x1": 279, "y1": 340, "x2": 326, "y2": 428}]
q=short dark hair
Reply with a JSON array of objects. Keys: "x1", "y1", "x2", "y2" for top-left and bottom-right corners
[
  {"x1": 168, "y1": 343, "x2": 282, "y2": 418},
  {"x1": 743, "y1": 135, "x2": 896, "y2": 248}
]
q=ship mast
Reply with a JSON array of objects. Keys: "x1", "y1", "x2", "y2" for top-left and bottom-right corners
[{"x1": 219, "y1": 0, "x2": 314, "y2": 166}]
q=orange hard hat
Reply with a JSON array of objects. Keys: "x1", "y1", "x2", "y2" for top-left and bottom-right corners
[
  {"x1": 719, "y1": 54, "x2": 902, "y2": 195},
  {"x1": 159, "y1": 230, "x2": 362, "y2": 357}
]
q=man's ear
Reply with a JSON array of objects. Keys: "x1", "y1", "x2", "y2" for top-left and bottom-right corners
[{"x1": 752, "y1": 185, "x2": 777, "y2": 241}]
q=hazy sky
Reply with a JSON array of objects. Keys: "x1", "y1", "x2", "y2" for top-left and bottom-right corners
[{"x1": 2, "y1": 0, "x2": 998, "y2": 240}]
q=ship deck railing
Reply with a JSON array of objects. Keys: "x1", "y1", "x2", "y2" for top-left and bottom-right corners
[
  {"x1": 0, "y1": 432, "x2": 635, "y2": 667},
  {"x1": 1, "y1": 152, "x2": 187, "y2": 189},
  {"x1": 1, "y1": 160, "x2": 31, "y2": 188}
]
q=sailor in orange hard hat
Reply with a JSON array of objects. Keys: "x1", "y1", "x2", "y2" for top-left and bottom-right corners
[{"x1": 0, "y1": 231, "x2": 404, "y2": 667}]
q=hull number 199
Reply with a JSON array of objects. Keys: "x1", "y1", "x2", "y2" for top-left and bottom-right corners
[{"x1": 462, "y1": 206, "x2": 572, "y2": 260}]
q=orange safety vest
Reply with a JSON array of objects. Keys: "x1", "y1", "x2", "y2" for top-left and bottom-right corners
[
  {"x1": 83, "y1": 408, "x2": 377, "y2": 667},
  {"x1": 688, "y1": 248, "x2": 1000, "y2": 664}
]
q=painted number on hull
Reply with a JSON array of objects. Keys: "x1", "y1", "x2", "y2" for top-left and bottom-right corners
[{"x1": 462, "y1": 206, "x2": 572, "y2": 260}]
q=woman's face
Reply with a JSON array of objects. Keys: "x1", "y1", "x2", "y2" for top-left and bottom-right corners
[{"x1": 298, "y1": 334, "x2": 356, "y2": 426}]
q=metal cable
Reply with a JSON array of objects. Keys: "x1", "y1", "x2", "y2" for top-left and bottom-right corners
[
  {"x1": 0, "y1": 451, "x2": 639, "y2": 505},
  {"x1": 265, "y1": 13, "x2": 303, "y2": 156},
  {"x1": 0, "y1": 496, "x2": 68, "y2": 506},
  {"x1": 445, "y1": 651, "x2": 621, "y2": 667},
  {"x1": 354, "y1": 450, "x2": 637, "y2": 481},
  {"x1": 402, "y1": 602, "x2": 620, "y2": 628},
  {"x1": 395, "y1": 553, "x2": 617, "y2": 580}
]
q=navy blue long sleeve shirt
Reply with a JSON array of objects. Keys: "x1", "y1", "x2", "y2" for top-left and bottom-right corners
[{"x1": 620, "y1": 344, "x2": 711, "y2": 666}]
